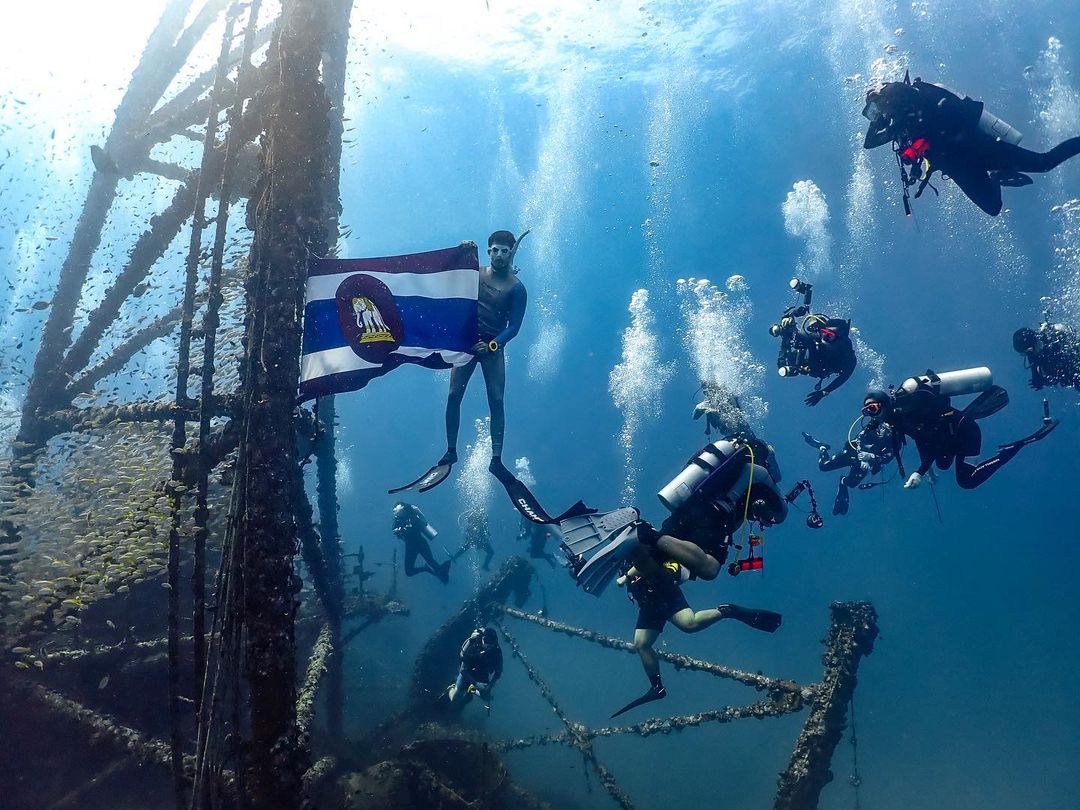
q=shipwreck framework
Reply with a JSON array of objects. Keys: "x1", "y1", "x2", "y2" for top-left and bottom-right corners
[
  {"x1": 0, "y1": 2, "x2": 880, "y2": 809},
  {"x1": 405, "y1": 576, "x2": 878, "y2": 810}
]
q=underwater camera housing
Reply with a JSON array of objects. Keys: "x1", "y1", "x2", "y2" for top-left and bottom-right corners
[
  {"x1": 728, "y1": 556, "x2": 764, "y2": 576},
  {"x1": 785, "y1": 479, "x2": 824, "y2": 529}
]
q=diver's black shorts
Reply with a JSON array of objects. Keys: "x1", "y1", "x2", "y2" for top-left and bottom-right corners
[{"x1": 635, "y1": 584, "x2": 690, "y2": 633}]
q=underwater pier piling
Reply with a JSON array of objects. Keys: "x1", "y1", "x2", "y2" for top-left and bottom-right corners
[
  {"x1": 230, "y1": 0, "x2": 340, "y2": 804},
  {"x1": 774, "y1": 601, "x2": 879, "y2": 810}
]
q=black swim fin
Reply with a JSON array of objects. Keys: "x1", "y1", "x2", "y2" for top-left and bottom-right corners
[
  {"x1": 435, "y1": 560, "x2": 452, "y2": 583},
  {"x1": 718, "y1": 604, "x2": 783, "y2": 633},
  {"x1": 610, "y1": 683, "x2": 667, "y2": 719},
  {"x1": 962, "y1": 385, "x2": 1009, "y2": 421},
  {"x1": 388, "y1": 462, "x2": 453, "y2": 494},
  {"x1": 389, "y1": 451, "x2": 457, "y2": 494},
  {"x1": 489, "y1": 459, "x2": 557, "y2": 523},
  {"x1": 999, "y1": 418, "x2": 1059, "y2": 451},
  {"x1": 994, "y1": 171, "x2": 1033, "y2": 188}
]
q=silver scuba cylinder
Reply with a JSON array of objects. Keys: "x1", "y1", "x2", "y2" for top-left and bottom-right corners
[
  {"x1": 900, "y1": 367, "x2": 992, "y2": 398},
  {"x1": 657, "y1": 440, "x2": 739, "y2": 512},
  {"x1": 421, "y1": 522, "x2": 438, "y2": 542},
  {"x1": 977, "y1": 109, "x2": 1023, "y2": 145}
]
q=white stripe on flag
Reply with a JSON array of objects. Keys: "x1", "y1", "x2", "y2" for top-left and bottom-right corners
[
  {"x1": 306, "y1": 268, "x2": 479, "y2": 303},
  {"x1": 300, "y1": 345, "x2": 475, "y2": 382}
]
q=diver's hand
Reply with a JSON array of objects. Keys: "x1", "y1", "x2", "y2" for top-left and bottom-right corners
[
  {"x1": 472, "y1": 341, "x2": 490, "y2": 355},
  {"x1": 903, "y1": 472, "x2": 923, "y2": 490},
  {"x1": 1028, "y1": 378, "x2": 1044, "y2": 391},
  {"x1": 805, "y1": 389, "x2": 826, "y2": 407}
]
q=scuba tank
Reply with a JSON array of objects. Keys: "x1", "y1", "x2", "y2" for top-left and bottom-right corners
[
  {"x1": 977, "y1": 108, "x2": 1023, "y2": 145},
  {"x1": 658, "y1": 440, "x2": 742, "y2": 511},
  {"x1": 394, "y1": 503, "x2": 438, "y2": 541},
  {"x1": 657, "y1": 438, "x2": 788, "y2": 528},
  {"x1": 900, "y1": 367, "x2": 992, "y2": 398}
]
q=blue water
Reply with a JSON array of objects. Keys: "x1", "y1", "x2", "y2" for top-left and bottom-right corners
[{"x1": 4, "y1": 1, "x2": 1080, "y2": 808}]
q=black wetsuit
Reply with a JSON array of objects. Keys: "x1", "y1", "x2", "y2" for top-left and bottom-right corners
[
  {"x1": 518, "y1": 518, "x2": 558, "y2": 567},
  {"x1": 452, "y1": 511, "x2": 495, "y2": 570},
  {"x1": 886, "y1": 389, "x2": 1018, "y2": 490},
  {"x1": 804, "y1": 319, "x2": 857, "y2": 394},
  {"x1": 865, "y1": 79, "x2": 1080, "y2": 216},
  {"x1": 660, "y1": 444, "x2": 786, "y2": 560},
  {"x1": 775, "y1": 293, "x2": 857, "y2": 397},
  {"x1": 1026, "y1": 324, "x2": 1080, "y2": 390},
  {"x1": 629, "y1": 572, "x2": 689, "y2": 633},
  {"x1": 816, "y1": 421, "x2": 895, "y2": 514},
  {"x1": 392, "y1": 504, "x2": 449, "y2": 582},
  {"x1": 454, "y1": 633, "x2": 503, "y2": 695}
]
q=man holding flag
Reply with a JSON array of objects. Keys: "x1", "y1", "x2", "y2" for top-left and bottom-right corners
[
  {"x1": 438, "y1": 229, "x2": 529, "y2": 487},
  {"x1": 299, "y1": 230, "x2": 536, "y2": 495}
]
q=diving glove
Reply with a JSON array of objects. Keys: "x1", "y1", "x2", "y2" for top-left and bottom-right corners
[{"x1": 903, "y1": 472, "x2": 923, "y2": 489}]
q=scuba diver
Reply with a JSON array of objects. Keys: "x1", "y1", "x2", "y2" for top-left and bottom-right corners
[
  {"x1": 451, "y1": 508, "x2": 496, "y2": 570},
  {"x1": 862, "y1": 72, "x2": 1080, "y2": 217},
  {"x1": 443, "y1": 626, "x2": 503, "y2": 708},
  {"x1": 861, "y1": 367, "x2": 1058, "y2": 491},
  {"x1": 1013, "y1": 322, "x2": 1080, "y2": 391},
  {"x1": 692, "y1": 381, "x2": 753, "y2": 437},
  {"x1": 517, "y1": 516, "x2": 560, "y2": 567},
  {"x1": 392, "y1": 502, "x2": 451, "y2": 583},
  {"x1": 609, "y1": 560, "x2": 781, "y2": 718},
  {"x1": 769, "y1": 278, "x2": 857, "y2": 406},
  {"x1": 559, "y1": 435, "x2": 821, "y2": 596},
  {"x1": 391, "y1": 229, "x2": 530, "y2": 495},
  {"x1": 803, "y1": 419, "x2": 896, "y2": 516}
]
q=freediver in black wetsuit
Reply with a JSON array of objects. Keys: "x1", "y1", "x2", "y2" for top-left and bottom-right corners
[
  {"x1": 862, "y1": 73, "x2": 1080, "y2": 216},
  {"x1": 1014, "y1": 322, "x2": 1080, "y2": 391},
  {"x1": 803, "y1": 419, "x2": 896, "y2": 515},
  {"x1": 769, "y1": 278, "x2": 857, "y2": 406},
  {"x1": 861, "y1": 369, "x2": 1058, "y2": 491},
  {"x1": 391, "y1": 230, "x2": 529, "y2": 496}
]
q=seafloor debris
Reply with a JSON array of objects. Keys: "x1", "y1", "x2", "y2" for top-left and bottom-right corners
[{"x1": 337, "y1": 740, "x2": 549, "y2": 810}]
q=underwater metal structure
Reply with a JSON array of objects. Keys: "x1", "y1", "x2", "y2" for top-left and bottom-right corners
[
  {"x1": 0, "y1": 0, "x2": 360, "y2": 808},
  {"x1": 406, "y1": 595, "x2": 878, "y2": 810},
  {"x1": 0, "y1": 2, "x2": 880, "y2": 808}
]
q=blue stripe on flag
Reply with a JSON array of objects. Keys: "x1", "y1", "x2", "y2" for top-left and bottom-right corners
[{"x1": 302, "y1": 296, "x2": 477, "y2": 355}]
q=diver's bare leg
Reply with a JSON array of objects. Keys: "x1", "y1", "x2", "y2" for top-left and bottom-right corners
[
  {"x1": 668, "y1": 606, "x2": 726, "y2": 633},
  {"x1": 445, "y1": 358, "x2": 479, "y2": 454},
  {"x1": 633, "y1": 628, "x2": 662, "y2": 681},
  {"x1": 479, "y1": 352, "x2": 506, "y2": 457},
  {"x1": 654, "y1": 535, "x2": 721, "y2": 580}
]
